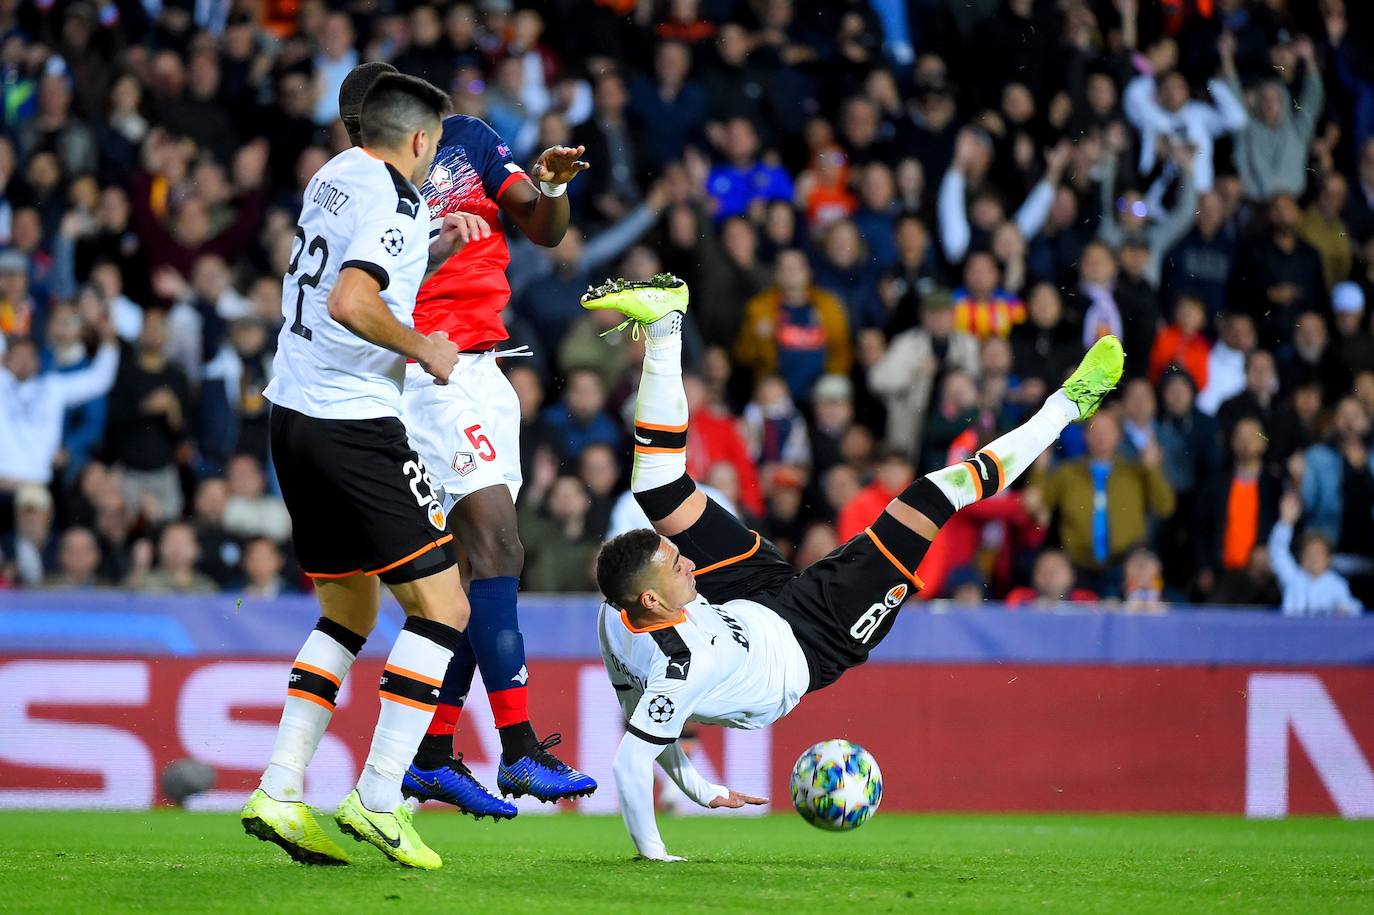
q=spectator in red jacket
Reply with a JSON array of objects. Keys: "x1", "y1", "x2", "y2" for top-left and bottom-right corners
[
  {"x1": 837, "y1": 448, "x2": 914, "y2": 541},
  {"x1": 1005, "y1": 549, "x2": 1099, "y2": 608},
  {"x1": 682, "y1": 374, "x2": 763, "y2": 516},
  {"x1": 1149, "y1": 294, "x2": 1211, "y2": 387}
]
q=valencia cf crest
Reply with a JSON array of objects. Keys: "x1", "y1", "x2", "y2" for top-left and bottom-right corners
[
  {"x1": 427, "y1": 500, "x2": 447, "y2": 531},
  {"x1": 884, "y1": 584, "x2": 908, "y2": 608}
]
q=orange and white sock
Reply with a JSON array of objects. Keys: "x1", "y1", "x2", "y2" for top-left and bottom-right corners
[
  {"x1": 926, "y1": 390, "x2": 1075, "y2": 510},
  {"x1": 355, "y1": 617, "x2": 461, "y2": 812},
  {"x1": 259, "y1": 617, "x2": 365, "y2": 802}
]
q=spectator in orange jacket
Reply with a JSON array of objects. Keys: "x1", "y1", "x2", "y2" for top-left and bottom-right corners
[
  {"x1": 735, "y1": 248, "x2": 852, "y2": 402},
  {"x1": 1149, "y1": 294, "x2": 1211, "y2": 388}
]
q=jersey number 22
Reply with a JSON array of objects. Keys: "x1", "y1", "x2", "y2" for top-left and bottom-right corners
[{"x1": 287, "y1": 227, "x2": 330, "y2": 341}]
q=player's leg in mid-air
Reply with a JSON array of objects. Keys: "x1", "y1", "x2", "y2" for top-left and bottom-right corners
[
  {"x1": 765, "y1": 334, "x2": 1126, "y2": 690},
  {"x1": 241, "y1": 409, "x2": 470, "y2": 870},
  {"x1": 400, "y1": 357, "x2": 595, "y2": 816},
  {"x1": 581, "y1": 276, "x2": 799, "y2": 594}
]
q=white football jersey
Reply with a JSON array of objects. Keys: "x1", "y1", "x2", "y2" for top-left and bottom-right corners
[
  {"x1": 264, "y1": 147, "x2": 431, "y2": 420},
  {"x1": 598, "y1": 595, "x2": 811, "y2": 745}
]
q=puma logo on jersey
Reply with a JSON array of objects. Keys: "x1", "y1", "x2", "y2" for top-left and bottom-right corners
[
  {"x1": 668, "y1": 660, "x2": 689, "y2": 676},
  {"x1": 512, "y1": 665, "x2": 529, "y2": 685},
  {"x1": 634, "y1": 434, "x2": 652, "y2": 445}
]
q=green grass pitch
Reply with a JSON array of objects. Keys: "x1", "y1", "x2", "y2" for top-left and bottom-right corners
[{"x1": 1, "y1": 811, "x2": 1371, "y2": 913}]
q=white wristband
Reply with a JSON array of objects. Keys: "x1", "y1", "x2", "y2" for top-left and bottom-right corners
[{"x1": 539, "y1": 179, "x2": 567, "y2": 198}]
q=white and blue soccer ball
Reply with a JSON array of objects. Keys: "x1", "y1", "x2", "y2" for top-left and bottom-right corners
[{"x1": 789, "y1": 739, "x2": 883, "y2": 831}]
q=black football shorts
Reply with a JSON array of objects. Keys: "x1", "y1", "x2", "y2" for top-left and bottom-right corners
[
  {"x1": 670, "y1": 497, "x2": 929, "y2": 692},
  {"x1": 270, "y1": 404, "x2": 456, "y2": 585}
]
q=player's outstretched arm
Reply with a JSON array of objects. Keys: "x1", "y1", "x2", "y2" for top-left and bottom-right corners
[
  {"x1": 657, "y1": 743, "x2": 767, "y2": 809},
  {"x1": 656, "y1": 743, "x2": 728, "y2": 807},
  {"x1": 327, "y1": 268, "x2": 459, "y2": 384},
  {"x1": 499, "y1": 145, "x2": 589, "y2": 246},
  {"x1": 612, "y1": 731, "x2": 681, "y2": 861}
]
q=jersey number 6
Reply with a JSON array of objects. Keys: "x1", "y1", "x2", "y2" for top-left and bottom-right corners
[
  {"x1": 849, "y1": 601, "x2": 894, "y2": 644},
  {"x1": 287, "y1": 227, "x2": 330, "y2": 341}
]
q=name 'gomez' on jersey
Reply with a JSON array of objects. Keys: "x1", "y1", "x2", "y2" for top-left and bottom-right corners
[
  {"x1": 264, "y1": 147, "x2": 431, "y2": 421},
  {"x1": 597, "y1": 596, "x2": 811, "y2": 745},
  {"x1": 415, "y1": 115, "x2": 529, "y2": 352}
]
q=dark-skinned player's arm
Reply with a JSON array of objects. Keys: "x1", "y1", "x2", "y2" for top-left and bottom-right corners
[{"x1": 498, "y1": 145, "x2": 589, "y2": 247}]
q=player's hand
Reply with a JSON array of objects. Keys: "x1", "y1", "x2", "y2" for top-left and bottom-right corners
[
  {"x1": 430, "y1": 212, "x2": 491, "y2": 262},
  {"x1": 709, "y1": 790, "x2": 768, "y2": 809},
  {"x1": 534, "y1": 144, "x2": 590, "y2": 187},
  {"x1": 420, "y1": 330, "x2": 460, "y2": 385}
]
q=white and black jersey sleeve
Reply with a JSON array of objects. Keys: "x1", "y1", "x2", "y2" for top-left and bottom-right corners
[
  {"x1": 625, "y1": 628, "x2": 715, "y2": 747},
  {"x1": 339, "y1": 184, "x2": 422, "y2": 292}
]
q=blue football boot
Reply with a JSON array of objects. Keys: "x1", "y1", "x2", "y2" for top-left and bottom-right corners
[
  {"x1": 403, "y1": 754, "x2": 518, "y2": 821},
  {"x1": 497, "y1": 733, "x2": 598, "y2": 803}
]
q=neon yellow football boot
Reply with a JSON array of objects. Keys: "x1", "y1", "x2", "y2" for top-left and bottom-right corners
[
  {"x1": 241, "y1": 788, "x2": 350, "y2": 866},
  {"x1": 580, "y1": 273, "x2": 688, "y2": 335},
  {"x1": 334, "y1": 789, "x2": 442, "y2": 870},
  {"x1": 1063, "y1": 335, "x2": 1125, "y2": 420}
]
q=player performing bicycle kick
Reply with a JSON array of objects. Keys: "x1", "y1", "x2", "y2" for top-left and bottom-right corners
[
  {"x1": 582, "y1": 275, "x2": 1124, "y2": 860},
  {"x1": 335, "y1": 64, "x2": 596, "y2": 820}
]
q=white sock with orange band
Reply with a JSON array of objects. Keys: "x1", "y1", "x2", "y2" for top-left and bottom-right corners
[
  {"x1": 356, "y1": 616, "x2": 462, "y2": 812},
  {"x1": 630, "y1": 315, "x2": 689, "y2": 499},
  {"x1": 924, "y1": 389, "x2": 1075, "y2": 512},
  {"x1": 260, "y1": 617, "x2": 366, "y2": 802},
  {"x1": 870, "y1": 389, "x2": 1076, "y2": 586}
]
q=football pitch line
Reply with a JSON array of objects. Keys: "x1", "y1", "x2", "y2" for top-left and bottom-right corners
[{"x1": 0, "y1": 811, "x2": 1370, "y2": 913}]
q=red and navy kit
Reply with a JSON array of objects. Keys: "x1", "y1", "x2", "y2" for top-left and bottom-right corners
[{"x1": 416, "y1": 115, "x2": 531, "y2": 351}]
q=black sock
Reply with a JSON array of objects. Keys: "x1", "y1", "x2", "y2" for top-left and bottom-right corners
[
  {"x1": 499, "y1": 721, "x2": 538, "y2": 764},
  {"x1": 413, "y1": 732, "x2": 453, "y2": 770}
]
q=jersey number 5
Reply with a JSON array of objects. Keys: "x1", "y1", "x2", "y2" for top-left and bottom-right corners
[
  {"x1": 287, "y1": 227, "x2": 330, "y2": 340},
  {"x1": 464, "y1": 424, "x2": 496, "y2": 461}
]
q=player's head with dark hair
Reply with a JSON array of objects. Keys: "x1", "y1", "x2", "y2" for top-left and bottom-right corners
[
  {"x1": 596, "y1": 529, "x2": 697, "y2": 617},
  {"x1": 359, "y1": 73, "x2": 449, "y2": 182},
  {"x1": 339, "y1": 61, "x2": 398, "y2": 146}
]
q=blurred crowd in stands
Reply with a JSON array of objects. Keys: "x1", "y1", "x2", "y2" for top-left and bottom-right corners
[{"x1": 0, "y1": 0, "x2": 1370, "y2": 615}]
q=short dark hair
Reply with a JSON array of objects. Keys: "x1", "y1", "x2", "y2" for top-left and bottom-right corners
[
  {"x1": 595, "y1": 529, "x2": 662, "y2": 610},
  {"x1": 339, "y1": 61, "x2": 398, "y2": 146},
  {"x1": 359, "y1": 73, "x2": 449, "y2": 150}
]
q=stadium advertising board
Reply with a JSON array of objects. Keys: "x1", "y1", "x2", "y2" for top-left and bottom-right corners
[{"x1": 1, "y1": 658, "x2": 1370, "y2": 818}]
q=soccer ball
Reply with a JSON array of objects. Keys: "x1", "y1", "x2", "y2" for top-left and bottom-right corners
[{"x1": 789, "y1": 739, "x2": 882, "y2": 831}]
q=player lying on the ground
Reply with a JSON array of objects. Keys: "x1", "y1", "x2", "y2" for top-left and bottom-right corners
[
  {"x1": 338, "y1": 63, "x2": 596, "y2": 822},
  {"x1": 584, "y1": 276, "x2": 1123, "y2": 860}
]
